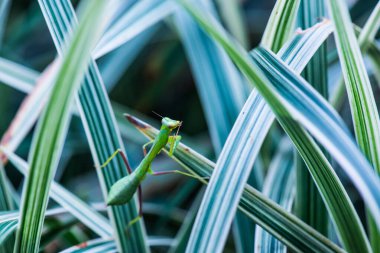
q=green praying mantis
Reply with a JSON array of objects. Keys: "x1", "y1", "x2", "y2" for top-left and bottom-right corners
[{"x1": 100, "y1": 113, "x2": 202, "y2": 226}]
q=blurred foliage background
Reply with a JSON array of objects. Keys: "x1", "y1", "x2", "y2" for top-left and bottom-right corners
[{"x1": 0, "y1": 0, "x2": 379, "y2": 251}]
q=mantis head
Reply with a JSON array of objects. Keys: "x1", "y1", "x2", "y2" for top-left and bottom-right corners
[
  {"x1": 161, "y1": 116, "x2": 182, "y2": 155},
  {"x1": 162, "y1": 117, "x2": 182, "y2": 130}
]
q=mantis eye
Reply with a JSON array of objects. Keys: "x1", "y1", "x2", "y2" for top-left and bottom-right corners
[{"x1": 162, "y1": 117, "x2": 181, "y2": 129}]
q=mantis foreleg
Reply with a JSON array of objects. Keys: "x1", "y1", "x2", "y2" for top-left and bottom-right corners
[
  {"x1": 142, "y1": 140, "x2": 154, "y2": 156},
  {"x1": 168, "y1": 135, "x2": 181, "y2": 156}
]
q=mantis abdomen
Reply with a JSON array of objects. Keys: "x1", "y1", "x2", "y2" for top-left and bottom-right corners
[{"x1": 107, "y1": 171, "x2": 141, "y2": 205}]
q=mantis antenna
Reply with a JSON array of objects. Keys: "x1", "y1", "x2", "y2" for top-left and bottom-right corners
[
  {"x1": 152, "y1": 110, "x2": 163, "y2": 119},
  {"x1": 175, "y1": 121, "x2": 183, "y2": 137}
]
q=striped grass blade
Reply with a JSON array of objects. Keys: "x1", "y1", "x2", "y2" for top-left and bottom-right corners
[
  {"x1": 14, "y1": 1, "x2": 109, "y2": 252},
  {"x1": 38, "y1": 0, "x2": 150, "y2": 251}
]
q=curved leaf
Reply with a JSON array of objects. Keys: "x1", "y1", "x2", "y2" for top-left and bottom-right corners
[
  {"x1": 178, "y1": 2, "x2": 374, "y2": 252},
  {"x1": 261, "y1": 0, "x2": 300, "y2": 52},
  {"x1": 254, "y1": 139, "x2": 294, "y2": 253},
  {"x1": 0, "y1": 208, "x2": 74, "y2": 246},
  {"x1": 326, "y1": 0, "x2": 380, "y2": 177},
  {"x1": 14, "y1": 1, "x2": 108, "y2": 252},
  {"x1": 38, "y1": 0, "x2": 150, "y2": 251},
  {"x1": 295, "y1": 0, "x2": 329, "y2": 235},
  {"x1": 0, "y1": 0, "x2": 10, "y2": 47},
  {"x1": 325, "y1": 1, "x2": 380, "y2": 251},
  {"x1": 0, "y1": 57, "x2": 37, "y2": 93},
  {"x1": 215, "y1": 0, "x2": 248, "y2": 48},
  {"x1": 173, "y1": 3, "x2": 252, "y2": 251},
  {"x1": 174, "y1": 5, "x2": 246, "y2": 153}
]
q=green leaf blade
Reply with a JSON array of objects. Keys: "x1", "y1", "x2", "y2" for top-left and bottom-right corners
[
  {"x1": 296, "y1": 0, "x2": 329, "y2": 235},
  {"x1": 326, "y1": 1, "x2": 380, "y2": 250},
  {"x1": 254, "y1": 139, "x2": 294, "y2": 252},
  {"x1": 252, "y1": 47, "x2": 372, "y2": 252},
  {"x1": 38, "y1": 1, "x2": 150, "y2": 251},
  {"x1": 177, "y1": 2, "x2": 374, "y2": 252},
  {"x1": 327, "y1": 0, "x2": 380, "y2": 173},
  {"x1": 174, "y1": 4, "x2": 253, "y2": 251},
  {"x1": 261, "y1": 0, "x2": 300, "y2": 52},
  {"x1": 14, "y1": 1, "x2": 108, "y2": 252}
]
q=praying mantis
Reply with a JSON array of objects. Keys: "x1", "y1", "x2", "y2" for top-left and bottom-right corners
[{"x1": 100, "y1": 113, "x2": 200, "y2": 226}]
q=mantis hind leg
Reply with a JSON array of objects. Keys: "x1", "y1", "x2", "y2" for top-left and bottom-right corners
[
  {"x1": 118, "y1": 149, "x2": 133, "y2": 174},
  {"x1": 125, "y1": 169, "x2": 208, "y2": 231},
  {"x1": 125, "y1": 184, "x2": 143, "y2": 230},
  {"x1": 168, "y1": 135, "x2": 181, "y2": 156}
]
